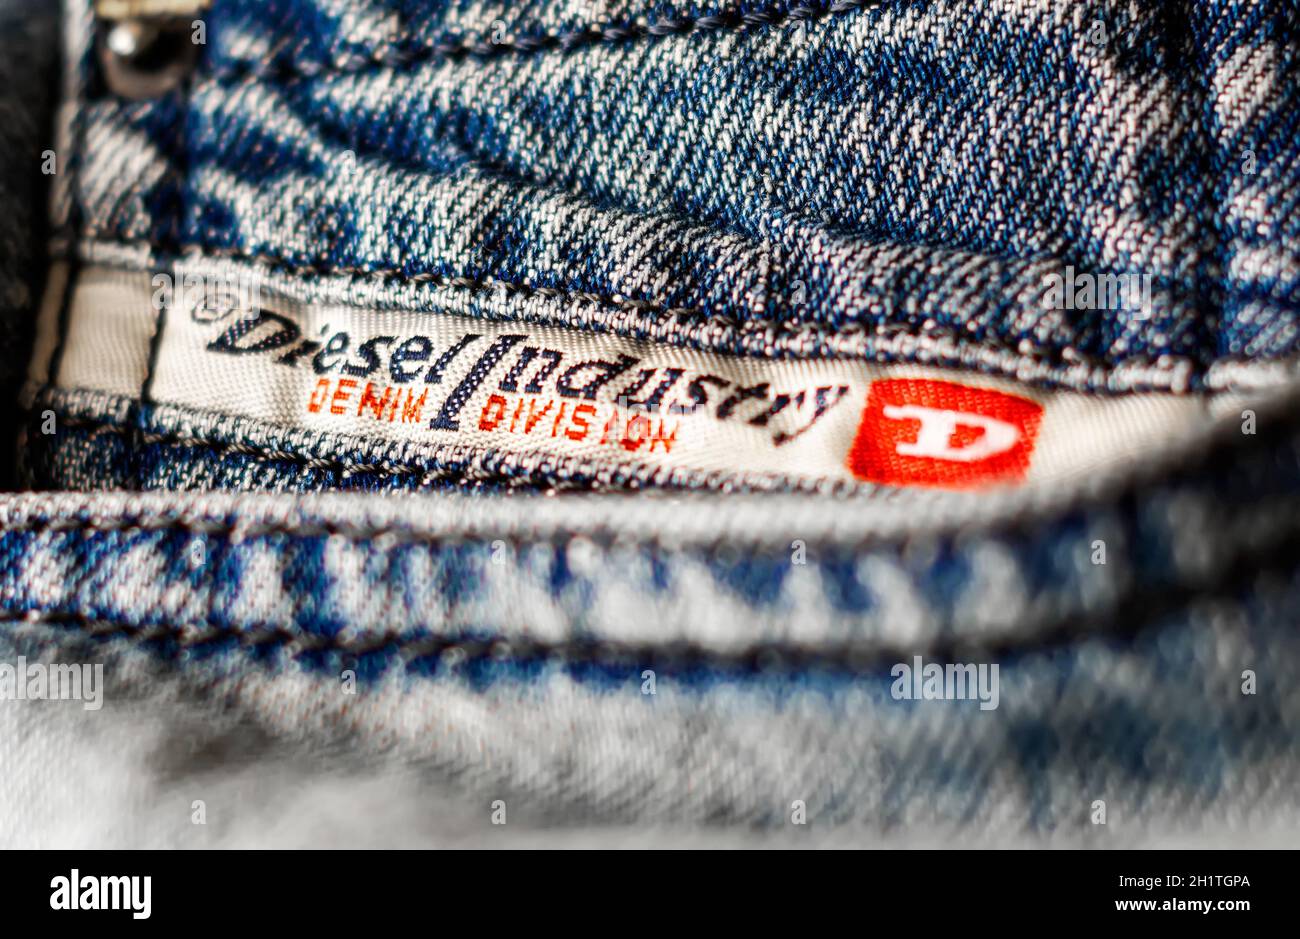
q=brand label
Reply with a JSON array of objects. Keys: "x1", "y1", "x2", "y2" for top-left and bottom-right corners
[
  {"x1": 31, "y1": 265, "x2": 1230, "y2": 491},
  {"x1": 848, "y1": 379, "x2": 1043, "y2": 488}
]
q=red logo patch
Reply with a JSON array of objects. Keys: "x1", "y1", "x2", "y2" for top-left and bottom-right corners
[{"x1": 847, "y1": 379, "x2": 1043, "y2": 489}]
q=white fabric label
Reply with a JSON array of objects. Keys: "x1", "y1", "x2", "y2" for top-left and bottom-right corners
[{"x1": 32, "y1": 265, "x2": 1248, "y2": 490}]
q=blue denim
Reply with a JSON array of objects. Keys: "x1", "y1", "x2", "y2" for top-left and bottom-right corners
[
  {"x1": 74, "y1": 0, "x2": 1300, "y2": 366},
  {"x1": 2, "y1": 0, "x2": 1299, "y2": 845},
  {"x1": 26, "y1": 0, "x2": 1300, "y2": 492}
]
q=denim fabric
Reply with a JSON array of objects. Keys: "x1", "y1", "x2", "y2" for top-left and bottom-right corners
[
  {"x1": 24, "y1": 0, "x2": 1300, "y2": 493},
  {"x1": 66, "y1": 0, "x2": 1300, "y2": 369},
  {"x1": 3, "y1": 394, "x2": 1300, "y2": 841},
  {"x1": 3, "y1": 0, "x2": 1300, "y2": 845}
]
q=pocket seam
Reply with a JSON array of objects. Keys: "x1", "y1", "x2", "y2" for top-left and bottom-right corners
[
  {"x1": 65, "y1": 236, "x2": 1221, "y2": 393},
  {"x1": 200, "y1": 0, "x2": 884, "y2": 84}
]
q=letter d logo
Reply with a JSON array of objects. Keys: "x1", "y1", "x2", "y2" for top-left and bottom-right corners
[{"x1": 848, "y1": 379, "x2": 1043, "y2": 489}]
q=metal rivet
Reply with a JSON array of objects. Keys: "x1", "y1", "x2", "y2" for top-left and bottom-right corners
[{"x1": 97, "y1": 16, "x2": 198, "y2": 99}]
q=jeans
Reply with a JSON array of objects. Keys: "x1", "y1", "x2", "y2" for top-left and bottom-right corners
[{"x1": 1, "y1": 0, "x2": 1298, "y2": 846}]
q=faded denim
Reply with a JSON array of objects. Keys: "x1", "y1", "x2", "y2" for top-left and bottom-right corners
[{"x1": 1, "y1": 0, "x2": 1299, "y2": 846}]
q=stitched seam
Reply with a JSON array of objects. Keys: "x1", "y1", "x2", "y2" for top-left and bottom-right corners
[
  {"x1": 0, "y1": 510, "x2": 628, "y2": 548},
  {"x1": 5, "y1": 441, "x2": 1300, "y2": 550},
  {"x1": 1188, "y1": 3, "x2": 1230, "y2": 373},
  {"x1": 12, "y1": 521, "x2": 1300, "y2": 672},
  {"x1": 6, "y1": 465, "x2": 1300, "y2": 672},
  {"x1": 76, "y1": 233, "x2": 725, "y2": 322},
  {"x1": 10, "y1": 612, "x2": 908, "y2": 672},
  {"x1": 200, "y1": 1, "x2": 883, "y2": 84},
  {"x1": 67, "y1": 236, "x2": 1209, "y2": 382}
]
